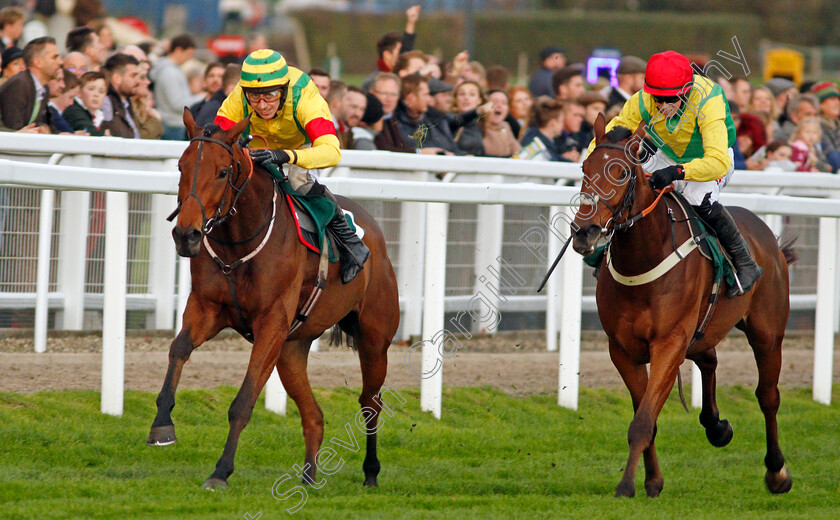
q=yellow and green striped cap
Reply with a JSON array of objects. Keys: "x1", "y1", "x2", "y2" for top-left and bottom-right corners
[{"x1": 240, "y1": 49, "x2": 290, "y2": 89}]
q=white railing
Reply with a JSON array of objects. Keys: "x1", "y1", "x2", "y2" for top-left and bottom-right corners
[{"x1": 0, "y1": 134, "x2": 838, "y2": 416}]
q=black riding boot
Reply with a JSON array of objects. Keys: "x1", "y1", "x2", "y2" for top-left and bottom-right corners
[
  {"x1": 696, "y1": 201, "x2": 763, "y2": 298},
  {"x1": 301, "y1": 181, "x2": 370, "y2": 284}
]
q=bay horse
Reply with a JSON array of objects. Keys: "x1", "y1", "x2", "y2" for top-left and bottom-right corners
[
  {"x1": 572, "y1": 114, "x2": 794, "y2": 497},
  {"x1": 146, "y1": 109, "x2": 400, "y2": 490}
]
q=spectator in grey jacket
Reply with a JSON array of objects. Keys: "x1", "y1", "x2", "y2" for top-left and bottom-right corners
[{"x1": 149, "y1": 34, "x2": 198, "y2": 140}]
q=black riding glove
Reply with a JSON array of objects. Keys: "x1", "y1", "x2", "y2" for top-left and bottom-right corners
[
  {"x1": 649, "y1": 164, "x2": 685, "y2": 190},
  {"x1": 250, "y1": 148, "x2": 291, "y2": 166}
]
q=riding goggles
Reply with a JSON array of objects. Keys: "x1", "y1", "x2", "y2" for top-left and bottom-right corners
[{"x1": 245, "y1": 87, "x2": 287, "y2": 103}]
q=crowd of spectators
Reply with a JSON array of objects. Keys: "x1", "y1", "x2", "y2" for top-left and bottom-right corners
[{"x1": 1, "y1": 2, "x2": 840, "y2": 174}]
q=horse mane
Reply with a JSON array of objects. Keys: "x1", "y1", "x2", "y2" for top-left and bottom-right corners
[{"x1": 605, "y1": 126, "x2": 632, "y2": 143}]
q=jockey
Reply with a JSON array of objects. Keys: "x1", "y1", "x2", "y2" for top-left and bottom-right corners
[
  {"x1": 591, "y1": 50, "x2": 761, "y2": 298},
  {"x1": 214, "y1": 49, "x2": 369, "y2": 284}
]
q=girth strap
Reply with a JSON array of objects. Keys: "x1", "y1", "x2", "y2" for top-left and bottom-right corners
[{"x1": 288, "y1": 234, "x2": 331, "y2": 336}]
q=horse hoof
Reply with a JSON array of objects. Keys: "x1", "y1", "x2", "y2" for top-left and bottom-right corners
[
  {"x1": 706, "y1": 419, "x2": 734, "y2": 448},
  {"x1": 615, "y1": 481, "x2": 635, "y2": 498},
  {"x1": 202, "y1": 477, "x2": 230, "y2": 491},
  {"x1": 765, "y1": 465, "x2": 793, "y2": 494},
  {"x1": 146, "y1": 424, "x2": 177, "y2": 446},
  {"x1": 363, "y1": 476, "x2": 378, "y2": 487},
  {"x1": 645, "y1": 479, "x2": 663, "y2": 498}
]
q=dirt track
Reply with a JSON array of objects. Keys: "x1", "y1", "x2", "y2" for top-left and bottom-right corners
[{"x1": 1, "y1": 332, "x2": 836, "y2": 395}]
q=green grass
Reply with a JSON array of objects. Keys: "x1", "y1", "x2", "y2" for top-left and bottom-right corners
[{"x1": 1, "y1": 386, "x2": 839, "y2": 519}]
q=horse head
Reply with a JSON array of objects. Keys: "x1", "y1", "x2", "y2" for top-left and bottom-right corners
[
  {"x1": 572, "y1": 113, "x2": 647, "y2": 256},
  {"x1": 172, "y1": 108, "x2": 252, "y2": 257}
]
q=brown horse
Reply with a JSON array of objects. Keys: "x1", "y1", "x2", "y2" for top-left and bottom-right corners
[
  {"x1": 146, "y1": 109, "x2": 400, "y2": 490},
  {"x1": 572, "y1": 114, "x2": 794, "y2": 497}
]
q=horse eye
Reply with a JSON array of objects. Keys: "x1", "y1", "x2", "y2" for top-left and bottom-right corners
[{"x1": 218, "y1": 168, "x2": 229, "y2": 179}]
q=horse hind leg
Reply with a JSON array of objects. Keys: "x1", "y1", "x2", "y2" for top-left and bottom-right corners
[
  {"x1": 688, "y1": 348, "x2": 734, "y2": 447},
  {"x1": 746, "y1": 326, "x2": 793, "y2": 494}
]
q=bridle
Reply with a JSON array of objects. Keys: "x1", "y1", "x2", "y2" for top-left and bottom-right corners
[
  {"x1": 168, "y1": 134, "x2": 251, "y2": 234},
  {"x1": 583, "y1": 143, "x2": 641, "y2": 233}
]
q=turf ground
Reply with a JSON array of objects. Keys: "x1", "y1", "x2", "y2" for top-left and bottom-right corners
[{"x1": 1, "y1": 386, "x2": 839, "y2": 519}]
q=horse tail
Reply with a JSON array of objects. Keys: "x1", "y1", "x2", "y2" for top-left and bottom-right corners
[
  {"x1": 779, "y1": 235, "x2": 798, "y2": 266},
  {"x1": 329, "y1": 313, "x2": 362, "y2": 351}
]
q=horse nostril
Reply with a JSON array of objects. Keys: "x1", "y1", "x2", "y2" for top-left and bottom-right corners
[{"x1": 187, "y1": 228, "x2": 202, "y2": 243}]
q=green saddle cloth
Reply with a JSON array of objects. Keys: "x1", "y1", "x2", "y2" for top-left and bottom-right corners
[
  {"x1": 263, "y1": 163, "x2": 354, "y2": 262},
  {"x1": 583, "y1": 220, "x2": 736, "y2": 287}
]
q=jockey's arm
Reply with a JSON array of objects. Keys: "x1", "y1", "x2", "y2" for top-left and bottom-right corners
[
  {"x1": 681, "y1": 98, "x2": 731, "y2": 182},
  {"x1": 286, "y1": 85, "x2": 342, "y2": 169},
  {"x1": 587, "y1": 92, "x2": 644, "y2": 154}
]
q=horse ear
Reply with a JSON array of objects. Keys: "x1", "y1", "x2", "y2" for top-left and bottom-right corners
[
  {"x1": 224, "y1": 114, "x2": 252, "y2": 145},
  {"x1": 183, "y1": 107, "x2": 200, "y2": 139},
  {"x1": 593, "y1": 112, "x2": 606, "y2": 144}
]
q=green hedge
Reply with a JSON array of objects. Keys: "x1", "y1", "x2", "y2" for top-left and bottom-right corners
[{"x1": 294, "y1": 10, "x2": 763, "y2": 78}]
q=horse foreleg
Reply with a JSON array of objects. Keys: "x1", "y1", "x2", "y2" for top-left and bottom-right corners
[
  {"x1": 688, "y1": 348, "x2": 734, "y2": 447},
  {"x1": 148, "y1": 296, "x2": 224, "y2": 446},
  {"x1": 203, "y1": 325, "x2": 287, "y2": 490},
  {"x1": 609, "y1": 340, "x2": 662, "y2": 498},
  {"x1": 749, "y1": 332, "x2": 792, "y2": 494},
  {"x1": 615, "y1": 336, "x2": 685, "y2": 498},
  {"x1": 276, "y1": 339, "x2": 324, "y2": 487}
]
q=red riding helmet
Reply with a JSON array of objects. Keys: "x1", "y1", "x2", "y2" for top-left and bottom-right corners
[{"x1": 644, "y1": 51, "x2": 694, "y2": 96}]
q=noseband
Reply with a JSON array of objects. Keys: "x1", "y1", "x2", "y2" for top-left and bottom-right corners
[{"x1": 169, "y1": 135, "x2": 251, "y2": 234}]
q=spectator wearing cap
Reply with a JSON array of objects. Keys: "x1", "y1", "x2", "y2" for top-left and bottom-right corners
[
  {"x1": 149, "y1": 34, "x2": 199, "y2": 140},
  {"x1": 764, "y1": 77, "x2": 798, "y2": 124},
  {"x1": 352, "y1": 92, "x2": 384, "y2": 151},
  {"x1": 552, "y1": 64, "x2": 585, "y2": 102},
  {"x1": 529, "y1": 46, "x2": 565, "y2": 98},
  {"x1": 773, "y1": 93, "x2": 818, "y2": 142},
  {"x1": 602, "y1": 55, "x2": 645, "y2": 112},
  {"x1": 0, "y1": 46, "x2": 24, "y2": 85},
  {"x1": 0, "y1": 36, "x2": 62, "y2": 133},
  {"x1": 0, "y1": 7, "x2": 24, "y2": 53},
  {"x1": 576, "y1": 91, "x2": 608, "y2": 152},
  {"x1": 812, "y1": 81, "x2": 840, "y2": 172},
  {"x1": 361, "y1": 5, "x2": 420, "y2": 91},
  {"x1": 428, "y1": 77, "x2": 454, "y2": 113}
]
